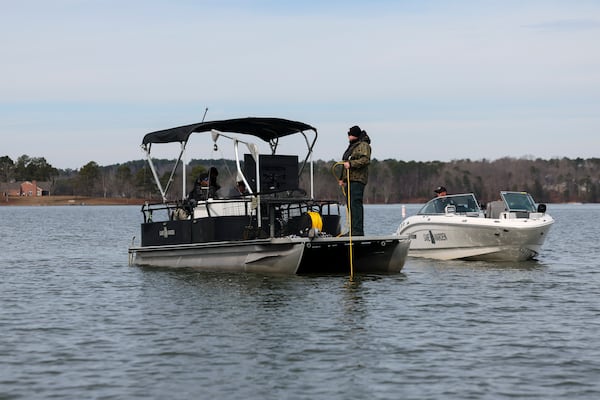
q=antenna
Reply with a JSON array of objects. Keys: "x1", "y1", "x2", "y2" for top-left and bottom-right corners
[{"x1": 201, "y1": 107, "x2": 208, "y2": 122}]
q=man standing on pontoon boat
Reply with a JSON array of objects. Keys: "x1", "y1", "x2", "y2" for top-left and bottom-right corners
[{"x1": 338, "y1": 125, "x2": 371, "y2": 236}]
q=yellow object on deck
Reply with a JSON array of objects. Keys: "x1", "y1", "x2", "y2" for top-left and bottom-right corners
[{"x1": 306, "y1": 211, "x2": 323, "y2": 231}]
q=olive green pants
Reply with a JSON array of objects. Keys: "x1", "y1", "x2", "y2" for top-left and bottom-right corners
[{"x1": 348, "y1": 181, "x2": 365, "y2": 236}]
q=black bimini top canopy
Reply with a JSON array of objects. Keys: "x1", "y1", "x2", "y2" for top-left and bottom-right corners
[{"x1": 142, "y1": 117, "x2": 317, "y2": 146}]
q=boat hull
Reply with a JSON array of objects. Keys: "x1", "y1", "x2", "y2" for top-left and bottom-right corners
[
  {"x1": 396, "y1": 215, "x2": 554, "y2": 261},
  {"x1": 129, "y1": 235, "x2": 410, "y2": 275}
]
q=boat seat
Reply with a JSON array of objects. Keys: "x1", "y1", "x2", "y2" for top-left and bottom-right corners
[{"x1": 486, "y1": 200, "x2": 505, "y2": 219}]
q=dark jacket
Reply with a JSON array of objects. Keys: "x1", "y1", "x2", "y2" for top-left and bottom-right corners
[
  {"x1": 189, "y1": 172, "x2": 221, "y2": 200},
  {"x1": 341, "y1": 133, "x2": 371, "y2": 185}
]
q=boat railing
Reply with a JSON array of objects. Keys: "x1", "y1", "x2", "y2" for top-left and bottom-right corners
[
  {"x1": 193, "y1": 198, "x2": 254, "y2": 219},
  {"x1": 254, "y1": 196, "x2": 342, "y2": 237},
  {"x1": 141, "y1": 200, "x2": 192, "y2": 223},
  {"x1": 139, "y1": 196, "x2": 342, "y2": 237}
]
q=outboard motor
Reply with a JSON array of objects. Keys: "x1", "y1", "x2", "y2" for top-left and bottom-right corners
[{"x1": 537, "y1": 203, "x2": 547, "y2": 213}]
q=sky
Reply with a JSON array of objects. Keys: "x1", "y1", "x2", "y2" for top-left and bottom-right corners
[{"x1": 2, "y1": 0, "x2": 600, "y2": 169}]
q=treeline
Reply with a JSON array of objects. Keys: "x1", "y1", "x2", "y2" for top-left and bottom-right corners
[{"x1": 2, "y1": 154, "x2": 599, "y2": 204}]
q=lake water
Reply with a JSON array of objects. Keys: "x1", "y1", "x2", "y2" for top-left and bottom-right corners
[{"x1": 1, "y1": 203, "x2": 600, "y2": 399}]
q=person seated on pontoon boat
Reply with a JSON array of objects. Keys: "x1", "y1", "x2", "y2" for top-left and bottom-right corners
[
  {"x1": 227, "y1": 180, "x2": 248, "y2": 198},
  {"x1": 189, "y1": 172, "x2": 209, "y2": 200},
  {"x1": 207, "y1": 167, "x2": 221, "y2": 197},
  {"x1": 189, "y1": 167, "x2": 221, "y2": 200}
]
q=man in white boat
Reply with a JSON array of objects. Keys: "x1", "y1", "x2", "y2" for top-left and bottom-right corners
[
  {"x1": 434, "y1": 186, "x2": 447, "y2": 197},
  {"x1": 338, "y1": 125, "x2": 371, "y2": 236},
  {"x1": 433, "y1": 185, "x2": 450, "y2": 212}
]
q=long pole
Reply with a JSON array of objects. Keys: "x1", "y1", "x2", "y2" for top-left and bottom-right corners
[
  {"x1": 331, "y1": 161, "x2": 355, "y2": 280},
  {"x1": 346, "y1": 168, "x2": 354, "y2": 280}
]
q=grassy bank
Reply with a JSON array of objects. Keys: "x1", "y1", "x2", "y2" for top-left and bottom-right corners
[{"x1": 1, "y1": 195, "x2": 147, "y2": 206}]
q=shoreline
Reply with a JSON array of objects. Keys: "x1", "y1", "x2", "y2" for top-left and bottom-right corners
[
  {"x1": 2, "y1": 196, "x2": 590, "y2": 207},
  {"x1": 0, "y1": 196, "x2": 148, "y2": 207}
]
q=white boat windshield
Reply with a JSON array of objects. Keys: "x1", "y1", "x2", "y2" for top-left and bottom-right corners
[
  {"x1": 500, "y1": 191, "x2": 538, "y2": 212},
  {"x1": 417, "y1": 193, "x2": 481, "y2": 215}
]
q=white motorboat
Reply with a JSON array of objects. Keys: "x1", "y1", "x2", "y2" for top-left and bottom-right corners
[
  {"x1": 128, "y1": 117, "x2": 410, "y2": 274},
  {"x1": 395, "y1": 191, "x2": 554, "y2": 261}
]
